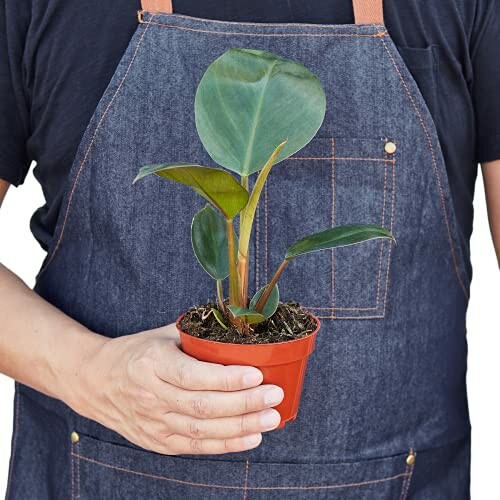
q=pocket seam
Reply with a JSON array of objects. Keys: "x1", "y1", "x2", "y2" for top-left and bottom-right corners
[
  {"x1": 70, "y1": 449, "x2": 411, "y2": 492},
  {"x1": 261, "y1": 137, "x2": 395, "y2": 320},
  {"x1": 398, "y1": 449, "x2": 417, "y2": 500}
]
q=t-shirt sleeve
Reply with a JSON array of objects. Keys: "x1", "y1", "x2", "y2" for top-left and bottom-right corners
[
  {"x1": 0, "y1": 1, "x2": 31, "y2": 186},
  {"x1": 471, "y1": 0, "x2": 500, "y2": 163}
]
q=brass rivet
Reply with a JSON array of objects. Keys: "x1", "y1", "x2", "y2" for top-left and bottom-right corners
[
  {"x1": 384, "y1": 141, "x2": 397, "y2": 155},
  {"x1": 406, "y1": 453, "x2": 416, "y2": 466},
  {"x1": 71, "y1": 431, "x2": 80, "y2": 444}
]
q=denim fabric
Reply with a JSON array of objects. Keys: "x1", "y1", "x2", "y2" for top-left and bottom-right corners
[{"x1": 6, "y1": 11, "x2": 471, "y2": 499}]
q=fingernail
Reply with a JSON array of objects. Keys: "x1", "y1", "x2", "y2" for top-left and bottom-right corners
[
  {"x1": 264, "y1": 387, "x2": 284, "y2": 406},
  {"x1": 245, "y1": 434, "x2": 262, "y2": 447},
  {"x1": 260, "y1": 409, "x2": 281, "y2": 430},
  {"x1": 242, "y1": 369, "x2": 263, "y2": 387}
]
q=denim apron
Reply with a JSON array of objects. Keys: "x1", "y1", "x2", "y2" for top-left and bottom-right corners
[{"x1": 6, "y1": 0, "x2": 472, "y2": 498}]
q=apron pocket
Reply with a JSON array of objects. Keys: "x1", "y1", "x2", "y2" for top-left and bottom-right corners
[
  {"x1": 256, "y1": 136, "x2": 396, "y2": 320},
  {"x1": 71, "y1": 432, "x2": 415, "y2": 499}
]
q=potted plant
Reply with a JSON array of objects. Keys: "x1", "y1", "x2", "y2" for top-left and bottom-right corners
[{"x1": 134, "y1": 49, "x2": 394, "y2": 428}]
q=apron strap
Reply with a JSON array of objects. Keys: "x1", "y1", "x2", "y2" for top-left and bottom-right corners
[
  {"x1": 139, "y1": 0, "x2": 384, "y2": 24},
  {"x1": 141, "y1": 0, "x2": 173, "y2": 13},
  {"x1": 352, "y1": 0, "x2": 385, "y2": 25}
]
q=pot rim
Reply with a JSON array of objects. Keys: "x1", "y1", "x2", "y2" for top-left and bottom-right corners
[{"x1": 176, "y1": 310, "x2": 321, "y2": 347}]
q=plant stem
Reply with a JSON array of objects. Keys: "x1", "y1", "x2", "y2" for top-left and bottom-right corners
[
  {"x1": 237, "y1": 141, "x2": 287, "y2": 310},
  {"x1": 226, "y1": 219, "x2": 241, "y2": 306},
  {"x1": 239, "y1": 175, "x2": 250, "y2": 306},
  {"x1": 216, "y1": 279, "x2": 226, "y2": 313},
  {"x1": 237, "y1": 253, "x2": 249, "y2": 307},
  {"x1": 254, "y1": 259, "x2": 290, "y2": 313}
]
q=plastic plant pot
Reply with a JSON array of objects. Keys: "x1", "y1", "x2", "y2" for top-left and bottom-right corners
[{"x1": 177, "y1": 313, "x2": 320, "y2": 429}]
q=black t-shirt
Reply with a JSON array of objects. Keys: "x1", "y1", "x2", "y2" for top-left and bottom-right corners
[{"x1": 1, "y1": 0, "x2": 500, "y2": 252}]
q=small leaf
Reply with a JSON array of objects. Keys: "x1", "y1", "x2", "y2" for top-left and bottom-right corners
[
  {"x1": 211, "y1": 308, "x2": 228, "y2": 330},
  {"x1": 134, "y1": 164, "x2": 248, "y2": 220},
  {"x1": 191, "y1": 205, "x2": 232, "y2": 280},
  {"x1": 285, "y1": 225, "x2": 395, "y2": 260},
  {"x1": 249, "y1": 285, "x2": 279, "y2": 319},
  {"x1": 227, "y1": 306, "x2": 266, "y2": 325}
]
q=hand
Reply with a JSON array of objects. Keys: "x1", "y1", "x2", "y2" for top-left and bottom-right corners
[{"x1": 69, "y1": 323, "x2": 284, "y2": 455}]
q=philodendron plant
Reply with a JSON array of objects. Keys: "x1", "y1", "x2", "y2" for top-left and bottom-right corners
[{"x1": 135, "y1": 49, "x2": 394, "y2": 334}]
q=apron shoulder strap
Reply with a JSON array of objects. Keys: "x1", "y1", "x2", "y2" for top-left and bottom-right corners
[
  {"x1": 352, "y1": 0, "x2": 385, "y2": 25},
  {"x1": 141, "y1": 0, "x2": 173, "y2": 13},
  {"x1": 140, "y1": 0, "x2": 384, "y2": 25}
]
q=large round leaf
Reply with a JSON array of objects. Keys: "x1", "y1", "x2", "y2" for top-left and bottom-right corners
[
  {"x1": 195, "y1": 49, "x2": 326, "y2": 176},
  {"x1": 134, "y1": 163, "x2": 248, "y2": 220},
  {"x1": 285, "y1": 225, "x2": 395, "y2": 260},
  {"x1": 191, "y1": 205, "x2": 231, "y2": 280}
]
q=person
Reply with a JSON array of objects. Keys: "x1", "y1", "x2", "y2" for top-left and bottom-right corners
[{"x1": 1, "y1": 0, "x2": 499, "y2": 498}]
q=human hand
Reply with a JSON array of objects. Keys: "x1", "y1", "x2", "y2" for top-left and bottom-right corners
[{"x1": 69, "y1": 323, "x2": 283, "y2": 455}]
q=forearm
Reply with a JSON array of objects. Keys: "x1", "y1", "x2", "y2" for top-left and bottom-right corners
[
  {"x1": 0, "y1": 262, "x2": 108, "y2": 404},
  {"x1": 482, "y1": 161, "x2": 500, "y2": 263}
]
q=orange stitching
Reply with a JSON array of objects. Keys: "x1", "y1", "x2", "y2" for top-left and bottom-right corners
[
  {"x1": 399, "y1": 449, "x2": 416, "y2": 500},
  {"x1": 375, "y1": 154, "x2": 389, "y2": 305},
  {"x1": 77, "y1": 442, "x2": 81, "y2": 499},
  {"x1": 379, "y1": 37, "x2": 468, "y2": 299},
  {"x1": 5, "y1": 384, "x2": 21, "y2": 500},
  {"x1": 142, "y1": 19, "x2": 389, "y2": 37},
  {"x1": 331, "y1": 138, "x2": 336, "y2": 316},
  {"x1": 71, "y1": 453, "x2": 409, "y2": 491},
  {"x1": 243, "y1": 460, "x2": 250, "y2": 500},
  {"x1": 39, "y1": 17, "x2": 155, "y2": 276},
  {"x1": 141, "y1": 12, "x2": 385, "y2": 29},
  {"x1": 381, "y1": 143, "x2": 397, "y2": 317},
  {"x1": 332, "y1": 141, "x2": 397, "y2": 318},
  {"x1": 71, "y1": 447, "x2": 74, "y2": 500},
  {"x1": 315, "y1": 313, "x2": 385, "y2": 319},
  {"x1": 289, "y1": 156, "x2": 395, "y2": 163},
  {"x1": 305, "y1": 305, "x2": 378, "y2": 311}
]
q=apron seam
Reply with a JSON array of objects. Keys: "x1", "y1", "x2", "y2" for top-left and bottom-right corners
[
  {"x1": 139, "y1": 11, "x2": 386, "y2": 29},
  {"x1": 242, "y1": 460, "x2": 250, "y2": 499},
  {"x1": 69, "y1": 452, "x2": 410, "y2": 491},
  {"x1": 38, "y1": 16, "x2": 156, "y2": 277},
  {"x1": 398, "y1": 450, "x2": 416, "y2": 500},
  {"x1": 379, "y1": 36, "x2": 469, "y2": 300},
  {"x1": 5, "y1": 383, "x2": 21, "y2": 500},
  {"x1": 139, "y1": 19, "x2": 388, "y2": 38},
  {"x1": 331, "y1": 137, "x2": 336, "y2": 316}
]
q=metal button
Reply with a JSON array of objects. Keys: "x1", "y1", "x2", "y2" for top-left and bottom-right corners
[
  {"x1": 406, "y1": 452, "x2": 416, "y2": 466},
  {"x1": 384, "y1": 141, "x2": 397, "y2": 155},
  {"x1": 71, "y1": 431, "x2": 80, "y2": 444}
]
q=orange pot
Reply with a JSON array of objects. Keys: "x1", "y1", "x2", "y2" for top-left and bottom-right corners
[{"x1": 177, "y1": 313, "x2": 320, "y2": 429}]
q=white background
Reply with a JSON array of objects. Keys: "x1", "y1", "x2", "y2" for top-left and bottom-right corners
[{"x1": 0, "y1": 168, "x2": 499, "y2": 497}]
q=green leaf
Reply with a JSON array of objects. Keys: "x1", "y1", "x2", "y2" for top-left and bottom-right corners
[
  {"x1": 285, "y1": 225, "x2": 395, "y2": 260},
  {"x1": 249, "y1": 285, "x2": 279, "y2": 319},
  {"x1": 211, "y1": 308, "x2": 228, "y2": 330},
  {"x1": 227, "y1": 306, "x2": 266, "y2": 325},
  {"x1": 238, "y1": 140, "x2": 287, "y2": 260},
  {"x1": 134, "y1": 164, "x2": 248, "y2": 220},
  {"x1": 191, "y1": 205, "x2": 233, "y2": 280},
  {"x1": 195, "y1": 49, "x2": 326, "y2": 176}
]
